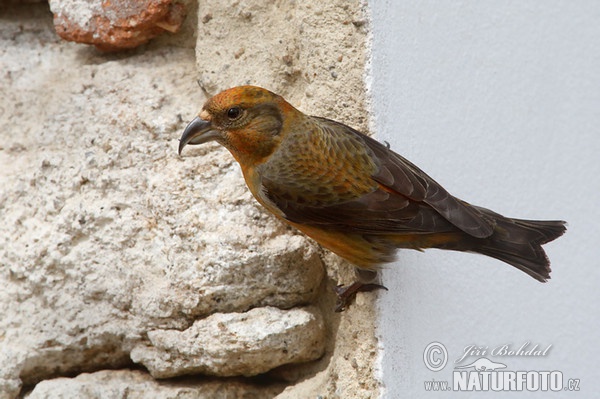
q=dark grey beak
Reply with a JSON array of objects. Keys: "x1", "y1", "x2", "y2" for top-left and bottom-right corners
[{"x1": 178, "y1": 117, "x2": 221, "y2": 155}]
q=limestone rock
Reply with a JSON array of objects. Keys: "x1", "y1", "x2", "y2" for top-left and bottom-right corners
[
  {"x1": 0, "y1": 345, "x2": 26, "y2": 399},
  {"x1": 49, "y1": 0, "x2": 187, "y2": 51},
  {"x1": 27, "y1": 369, "x2": 286, "y2": 398},
  {"x1": 131, "y1": 306, "x2": 326, "y2": 378},
  {"x1": 194, "y1": 0, "x2": 371, "y2": 132},
  {"x1": 0, "y1": 7, "x2": 324, "y2": 396}
]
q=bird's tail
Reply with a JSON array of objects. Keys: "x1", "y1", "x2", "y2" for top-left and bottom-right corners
[{"x1": 464, "y1": 209, "x2": 566, "y2": 282}]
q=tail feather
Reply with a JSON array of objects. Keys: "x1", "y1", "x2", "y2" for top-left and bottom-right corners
[{"x1": 470, "y1": 211, "x2": 566, "y2": 282}]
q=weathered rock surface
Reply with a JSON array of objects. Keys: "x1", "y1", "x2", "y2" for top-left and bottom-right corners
[
  {"x1": 131, "y1": 306, "x2": 326, "y2": 378},
  {"x1": 27, "y1": 369, "x2": 286, "y2": 399},
  {"x1": 0, "y1": 4, "x2": 324, "y2": 397},
  {"x1": 49, "y1": 0, "x2": 187, "y2": 51},
  {"x1": 194, "y1": 0, "x2": 371, "y2": 131}
]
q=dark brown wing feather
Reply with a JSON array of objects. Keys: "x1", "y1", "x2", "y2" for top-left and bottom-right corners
[
  {"x1": 263, "y1": 178, "x2": 459, "y2": 234},
  {"x1": 262, "y1": 116, "x2": 495, "y2": 238}
]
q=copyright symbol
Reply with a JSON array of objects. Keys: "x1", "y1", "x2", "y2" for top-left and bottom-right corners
[{"x1": 423, "y1": 342, "x2": 448, "y2": 371}]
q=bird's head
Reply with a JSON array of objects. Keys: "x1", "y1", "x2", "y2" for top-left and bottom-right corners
[{"x1": 179, "y1": 86, "x2": 296, "y2": 167}]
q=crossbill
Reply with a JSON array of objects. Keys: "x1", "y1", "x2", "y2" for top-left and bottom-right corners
[{"x1": 179, "y1": 86, "x2": 566, "y2": 311}]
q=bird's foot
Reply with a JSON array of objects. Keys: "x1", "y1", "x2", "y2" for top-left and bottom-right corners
[{"x1": 334, "y1": 281, "x2": 388, "y2": 312}]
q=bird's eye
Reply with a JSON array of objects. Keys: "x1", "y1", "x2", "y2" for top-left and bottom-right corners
[{"x1": 227, "y1": 107, "x2": 241, "y2": 120}]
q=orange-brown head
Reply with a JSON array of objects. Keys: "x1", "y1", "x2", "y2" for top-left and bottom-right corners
[{"x1": 178, "y1": 86, "x2": 298, "y2": 167}]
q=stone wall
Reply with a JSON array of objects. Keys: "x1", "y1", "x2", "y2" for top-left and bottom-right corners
[{"x1": 0, "y1": 1, "x2": 381, "y2": 397}]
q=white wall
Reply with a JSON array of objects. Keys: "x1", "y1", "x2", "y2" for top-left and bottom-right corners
[{"x1": 370, "y1": 1, "x2": 600, "y2": 397}]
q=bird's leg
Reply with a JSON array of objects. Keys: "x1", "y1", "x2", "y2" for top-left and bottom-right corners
[{"x1": 334, "y1": 269, "x2": 388, "y2": 312}]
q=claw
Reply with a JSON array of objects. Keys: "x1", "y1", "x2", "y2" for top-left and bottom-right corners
[{"x1": 334, "y1": 281, "x2": 388, "y2": 312}]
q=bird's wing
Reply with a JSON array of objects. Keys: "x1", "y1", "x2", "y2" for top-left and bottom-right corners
[
  {"x1": 262, "y1": 178, "x2": 460, "y2": 235},
  {"x1": 261, "y1": 117, "x2": 495, "y2": 237}
]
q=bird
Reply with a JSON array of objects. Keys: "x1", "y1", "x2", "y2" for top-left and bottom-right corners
[{"x1": 178, "y1": 85, "x2": 566, "y2": 311}]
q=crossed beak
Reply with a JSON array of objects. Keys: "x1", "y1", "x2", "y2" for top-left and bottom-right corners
[{"x1": 178, "y1": 116, "x2": 221, "y2": 155}]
